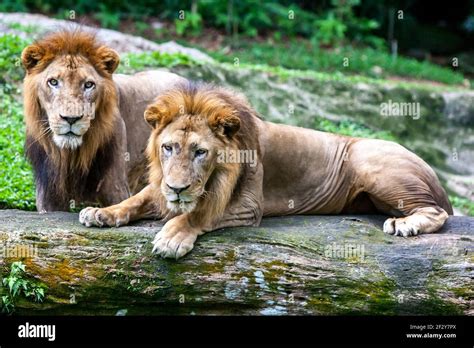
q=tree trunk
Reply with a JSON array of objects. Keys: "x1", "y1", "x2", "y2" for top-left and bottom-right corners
[{"x1": 0, "y1": 210, "x2": 472, "y2": 315}]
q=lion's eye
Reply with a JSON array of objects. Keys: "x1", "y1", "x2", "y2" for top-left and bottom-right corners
[
  {"x1": 162, "y1": 144, "x2": 173, "y2": 154},
  {"x1": 195, "y1": 149, "x2": 207, "y2": 158},
  {"x1": 48, "y1": 78, "x2": 59, "y2": 87},
  {"x1": 84, "y1": 81, "x2": 95, "y2": 90}
]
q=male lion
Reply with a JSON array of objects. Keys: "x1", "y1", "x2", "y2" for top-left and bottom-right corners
[
  {"x1": 22, "y1": 30, "x2": 185, "y2": 211},
  {"x1": 79, "y1": 82, "x2": 453, "y2": 259}
]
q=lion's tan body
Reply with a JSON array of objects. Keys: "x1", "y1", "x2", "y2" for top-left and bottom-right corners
[
  {"x1": 259, "y1": 121, "x2": 452, "y2": 217},
  {"x1": 22, "y1": 31, "x2": 185, "y2": 211},
  {"x1": 80, "y1": 82, "x2": 452, "y2": 259}
]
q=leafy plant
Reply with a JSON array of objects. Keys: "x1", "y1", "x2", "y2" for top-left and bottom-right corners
[
  {"x1": 314, "y1": 118, "x2": 396, "y2": 141},
  {"x1": 134, "y1": 21, "x2": 150, "y2": 35},
  {"x1": 0, "y1": 35, "x2": 36, "y2": 210},
  {"x1": 175, "y1": 11, "x2": 202, "y2": 37},
  {"x1": 209, "y1": 39, "x2": 466, "y2": 85},
  {"x1": 94, "y1": 4, "x2": 121, "y2": 29},
  {"x1": 313, "y1": 12, "x2": 347, "y2": 46},
  {"x1": 449, "y1": 195, "x2": 474, "y2": 216},
  {"x1": 118, "y1": 51, "x2": 198, "y2": 73},
  {"x1": 1, "y1": 261, "x2": 46, "y2": 313},
  {"x1": 0, "y1": 0, "x2": 27, "y2": 12}
]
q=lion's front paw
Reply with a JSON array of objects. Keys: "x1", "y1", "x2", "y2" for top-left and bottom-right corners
[
  {"x1": 383, "y1": 217, "x2": 420, "y2": 237},
  {"x1": 79, "y1": 206, "x2": 130, "y2": 227},
  {"x1": 151, "y1": 216, "x2": 200, "y2": 259}
]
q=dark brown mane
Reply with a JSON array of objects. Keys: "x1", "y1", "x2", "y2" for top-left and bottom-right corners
[{"x1": 22, "y1": 30, "x2": 119, "y2": 209}]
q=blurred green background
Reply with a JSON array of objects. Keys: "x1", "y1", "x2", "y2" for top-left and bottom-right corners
[{"x1": 1, "y1": 0, "x2": 473, "y2": 84}]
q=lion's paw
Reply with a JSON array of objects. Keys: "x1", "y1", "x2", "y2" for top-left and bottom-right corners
[
  {"x1": 151, "y1": 217, "x2": 199, "y2": 259},
  {"x1": 383, "y1": 217, "x2": 420, "y2": 237},
  {"x1": 79, "y1": 206, "x2": 130, "y2": 228}
]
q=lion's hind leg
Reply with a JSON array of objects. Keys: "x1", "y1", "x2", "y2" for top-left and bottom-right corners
[
  {"x1": 382, "y1": 206, "x2": 449, "y2": 237},
  {"x1": 365, "y1": 176, "x2": 450, "y2": 237}
]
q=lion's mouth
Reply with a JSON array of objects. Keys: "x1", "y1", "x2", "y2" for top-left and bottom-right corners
[
  {"x1": 65, "y1": 131, "x2": 80, "y2": 136},
  {"x1": 52, "y1": 133, "x2": 83, "y2": 150},
  {"x1": 166, "y1": 197, "x2": 196, "y2": 213}
]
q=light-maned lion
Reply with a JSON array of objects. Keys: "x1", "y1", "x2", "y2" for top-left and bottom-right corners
[
  {"x1": 79, "y1": 82, "x2": 453, "y2": 259},
  {"x1": 21, "y1": 30, "x2": 185, "y2": 211}
]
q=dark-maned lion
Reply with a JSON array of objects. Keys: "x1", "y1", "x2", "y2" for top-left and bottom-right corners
[
  {"x1": 22, "y1": 30, "x2": 185, "y2": 211},
  {"x1": 79, "y1": 82, "x2": 453, "y2": 259}
]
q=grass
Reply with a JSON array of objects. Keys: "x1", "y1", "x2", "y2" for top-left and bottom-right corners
[
  {"x1": 0, "y1": 35, "x2": 35, "y2": 210},
  {"x1": 449, "y1": 195, "x2": 474, "y2": 216},
  {"x1": 314, "y1": 118, "x2": 396, "y2": 141},
  {"x1": 0, "y1": 33, "x2": 472, "y2": 215},
  {"x1": 117, "y1": 50, "x2": 198, "y2": 74},
  {"x1": 207, "y1": 39, "x2": 469, "y2": 87}
]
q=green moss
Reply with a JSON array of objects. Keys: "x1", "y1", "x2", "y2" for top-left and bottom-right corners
[{"x1": 306, "y1": 276, "x2": 398, "y2": 315}]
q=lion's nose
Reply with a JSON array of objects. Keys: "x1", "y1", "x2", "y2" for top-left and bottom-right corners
[
  {"x1": 60, "y1": 115, "x2": 83, "y2": 125},
  {"x1": 167, "y1": 184, "x2": 190, "y2": 194}
]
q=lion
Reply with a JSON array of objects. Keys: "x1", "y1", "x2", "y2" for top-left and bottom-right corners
[
  {"x1": 79, "y1": 82, "x2": 453, "y2": 259},
  {"x1": 21, "y1": 30, "x2": 185, "y2": 212}
]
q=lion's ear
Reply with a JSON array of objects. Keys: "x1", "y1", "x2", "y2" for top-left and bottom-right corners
[
  {"x1": 96, "y1": 46, "x2": 120, "y2": 74},
  {"x1": 209, "y1": 112, "x2": 241, "y2": 138},
  {"x1": 144, "y1": 102, "x2": 168, "y2": 129},
  {"x1": 144, "y1": 104, "x2": 160, "y2": 129},
  {"x1": 21, "y1": 44, "x2": 45, "y2": 73}
]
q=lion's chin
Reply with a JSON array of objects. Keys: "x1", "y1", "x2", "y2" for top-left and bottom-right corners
[
  {"x1": 53, "y1": 134, "x2": 83, "y2": 150},
  {"x1": 166, "y1": 200, "x2": 197, "y2": 213}
]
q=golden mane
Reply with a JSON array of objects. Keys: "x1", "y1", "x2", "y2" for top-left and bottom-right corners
[
  {"x1": 22, "y1": 30, "x2": 119, "y2": 196},
  {"x1": 145, "y1": 82, "x2": 260, "y2": 227}
]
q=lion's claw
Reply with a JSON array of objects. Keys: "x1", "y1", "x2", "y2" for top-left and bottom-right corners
[
  {"x1": 383, "y1": 217, "x2": 420, "y2": 237},
  {"x1": 151, "y1": 217, "x2": 198, "y2": 259},
  {"x1": 79, "y1": 206, "x2": 129, "y2": 228}
]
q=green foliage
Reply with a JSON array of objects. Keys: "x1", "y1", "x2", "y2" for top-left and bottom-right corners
[
  {"x1": 210, "y1": 40, "x2": 466, "y2": 85},
  {"x1": 175, "y1": 11, "x2": 203, "y2": 36},
  {"x1": 314, "y1": 118, "x2": 396, "y2": 141},
  {"x1": 0, "y1": 34, "x2": 28, "y2": 83},
  {"x1": 134, "y1": 21, "x2": 150, "y2": 36},
  {"x1": 6, "y1": 22, "x2": 37, "y2": 34},
  {"x1": 0, "y1": 0, "x2": 27, "y2": 12},
  {"x1": 450, "y1": 195, "x2": 474, "y2": 216},
  {"x1": 118, "y1": 50, "x2": 198, "y2": 73},
  {"x1": 313, "y1": 12, "x2": 347, "y2": 45},
  {"x1": 94, "y1": 4, "x2": 121, "y2": 29},
  {"x1": 0, "y1": 35, "x2": 36, "y2": 210},
  {"x1": 1, "y1": 261, "x2": 46, "y2": 313},
  {"x1": 0, "y1": 88, "x2": 36, "y2": 210}
]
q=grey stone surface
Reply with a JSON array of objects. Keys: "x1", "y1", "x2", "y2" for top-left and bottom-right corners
[{"x1": 0, "y1": 210, "x2": 472, "y2": 315}]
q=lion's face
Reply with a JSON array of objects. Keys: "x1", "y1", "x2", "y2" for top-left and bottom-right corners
[
  {"x1": 158, "y1": 115, "x2": 223, "y2": 213},
  {"x1": 35, "y1": 55, "x2": 105, "y2": 149},
  {"x1": 22, "y1": 31, "x2": 120, "y2": 152},
  {"x1": 145, "y1": 84, "x2": 243, "y2": 215}
]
